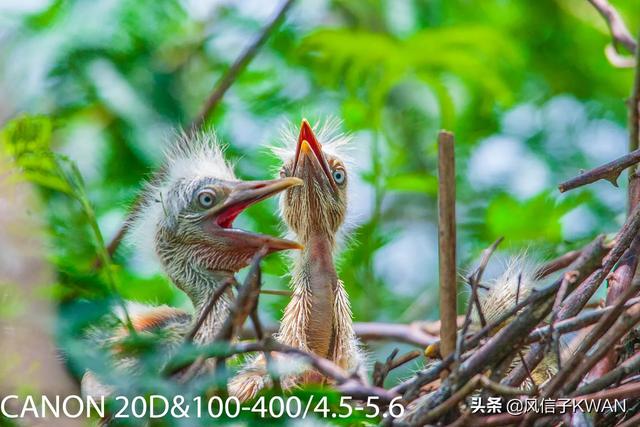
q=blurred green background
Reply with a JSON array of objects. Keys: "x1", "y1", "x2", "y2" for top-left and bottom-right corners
[{"x1": 1, "y1": 0, "x2": 639, "y2": 422}]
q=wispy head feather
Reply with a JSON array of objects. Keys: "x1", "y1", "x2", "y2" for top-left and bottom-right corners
[
  {"x1": 470, "y1": 252, "x2": 543, "y2": 328},
  {"x1": 126, "y1": 130, "x2": 236, "y2": 260},
  {"x1": 271, "y1": 117, "x2": 352, "y2": 164}
]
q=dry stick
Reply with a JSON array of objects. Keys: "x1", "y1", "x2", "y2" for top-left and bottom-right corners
[
  {"x1": 354, "y1": 322, "x2": 436, "y2": 347},
  {"x1": 257, "y1": 339, "x2": 399, "y2": 403},
  {"x1": 260, "y1": 289, "x2": 293, "y2": 297},
  {"x1": 572, "y1": 350, "x2": 640, "y2": 396},
  {"x1": 438, "y1": 130, "x2": 457, "y2": 365},
  {"x1": 241, "y1": 320, "x2": 440, "y2": 346},
  {"x1": 557, "y1": 148, "x2": 640, "y2": 193},
  {"x1": 454, "y1": 238, "x2": 503, "y2": 365},
  {"x1": 102, "y1": 0, "x2": 296, "y2": 261},
  {"x1": 586, "y1": 238, "x2": 640, "y2": 381},
  {"x1": 185, "y1": 279, "x2": 235, "y2": 342},
  {"x1": 249, "y1": 307, "x2": 283, "y2": 393},
  {"x1": 373, "y1": 348, "x2": 399, "y2": 388},
  {"x1": 535, "y1": 248, "x2": 582, "y2": 279},
  {"x1": 526, "y1": 296, "x2": 640, "y2": 344},
  {"x1": 586, "y1": 0, "x2": 637, "y2": 54},
  {"x1": 416, "y1": 374, "x2": 482, "y2": 425},
  {"x1": 373, "y1": 349, "x2": 421, "y2": 388},
  {"x1": 170, "y1": 338, "x2": 397, "y2": 403},
  {"x1": 190, "y1": 0, "x2": 295, "y2": 130},
  {"x1": 559, "y1": 303, "x2": 640, "y2": 395},
  {"x1": 168, "y1": 250, "x2": 266, "y2": 381},
  {"x1": 619, "y1": 412, "x2": 640, "y2": 427},
  {"x1": 212, "y1": 249, "x2": 266, "y2": 389},
  {"x1": 518, "y1": 249, "x2": 640, "y2": 424}
]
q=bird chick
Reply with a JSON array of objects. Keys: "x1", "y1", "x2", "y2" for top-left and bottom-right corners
[
  {"x1": 469, "y1": 255, "x2": 558, "y2": 387},
  {"x1": 229, "y1": 119, "x2": 364, "y2": 400},
  {"x1": 81, "y1": 131, "x2": 302, "y2": 397}
]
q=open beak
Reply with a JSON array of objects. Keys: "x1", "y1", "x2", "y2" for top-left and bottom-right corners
[
  {"x1": 204, "y1": 177, "x2": 304, "y2": 253},
  {"x1": 292, "y1": 119, "x2": 337, "y2": 191}
]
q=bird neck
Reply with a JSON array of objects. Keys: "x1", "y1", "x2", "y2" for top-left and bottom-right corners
[
  {"x1": 173, "y1": 266, "x2": 234, "y2": 345},
  {"x1": 289, "y1": 232, "x2": 340, "y2": 357}
]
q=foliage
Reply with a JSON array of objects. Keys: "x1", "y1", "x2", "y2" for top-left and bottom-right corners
[{"x1": 2, "y1": 0, "x2": 640, "y2": 424}]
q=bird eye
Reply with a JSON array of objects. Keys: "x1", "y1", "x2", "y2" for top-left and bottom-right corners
[
  {"x1": 279, "y1": 167, "x2": 286, "y2": 178},
  {"x1": 197, "y1": 190, "x2": 216, "y2": 208},
  {"x1": 332, "y1": 168, "x2": 346, "y2": 185}
]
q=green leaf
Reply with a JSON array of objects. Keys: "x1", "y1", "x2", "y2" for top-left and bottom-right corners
[
  {"x1": 385, "y1": 173, "x2": 437, "y2": 194},
  {"x1": 1, "y1": 115, "x2": 73, "y2": 195}
]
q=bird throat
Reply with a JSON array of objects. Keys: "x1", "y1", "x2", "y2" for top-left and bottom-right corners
[{"x1": 299, "y1": 234, "x2": 338, "y2": 358}]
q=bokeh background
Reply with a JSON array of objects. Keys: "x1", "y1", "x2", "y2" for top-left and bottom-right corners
[{"x1": 1, "y1": 0, "x2": 640, "y2": 424}]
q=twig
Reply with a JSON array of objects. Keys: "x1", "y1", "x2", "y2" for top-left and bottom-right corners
[
  {"x1": 354, "y1": 322, "x2": 436, "y2": 347},
  {"x1": 586, "y1": 0, "x2": 636, "y2": 54},
  {"x1": 605, "y1": 43, "x2": 636, "y2": 68},
  {"x1": 617, "y1": 411, "x2": 640, "y2": 427},
  {"x1": 190, "y1": 0, "x2": 295, "y2": 130},
  {"x1": 185, "y1": 279, "x2": 235, "y2": 342},
  {"x1": 572, "y1": 350, "x2": 640, "y2": 396},
  {"x1": 558, "y1": 303, "x2": 640, "y2": 396},
  {"x1": 628, "y1": 31, "x2": 640, "y2": 208},
  {"x1": 373, "y1": 348, "x2": 399, "y2": 388},
  {"x1": 438, "y1": 130, "x2": 457, "y2": 362},
  {"x1": 557, "y1": 148, "x2": 640, "y2": 193},
  {"x1": 479, "y1": 375, "x2": 535, "y2": 396},
  {"x1": 454, "y1": 238, "x2": 503, "y2": 366},
  {"x1": 535, "y1": 248, "x2": 582, "y2": 279},
  {"x1": 101, "y1": 0, "x2": 296, "y2": 261},
  {"x1": 526, "y1": 296, "x2": 640, "y2": 344},
  {"x1": 212, "y1": 248, "x2": 266, "y2": 387},
  {"x1": 587, "y1": 237, "x2": 640, "y2": 382},
  {"x1": 407, "y1": 374, "x2": 482, "y2": 425},
  {"x1": 373, "y1": 349, "x2": 421, "y2": 388}
]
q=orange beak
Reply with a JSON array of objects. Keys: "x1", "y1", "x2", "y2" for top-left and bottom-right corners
[{"x1": 292, "y1": 119, "x2": 337, "y2": 191}]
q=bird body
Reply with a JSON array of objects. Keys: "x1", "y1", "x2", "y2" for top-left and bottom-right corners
[
  {"x1": 81, "y1": 131, "x2": 302, "y2": 397},
  {"x1": 470, "y1": 255, "x2": 559, "y2": 387},
  {"x1": 229, "y1": 119, "x2": 363, "y2": 400}
]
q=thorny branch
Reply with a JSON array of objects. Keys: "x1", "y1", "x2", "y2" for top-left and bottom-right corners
[{"x1": 558, "y1": 148, "x2": 640, "y2": 193}]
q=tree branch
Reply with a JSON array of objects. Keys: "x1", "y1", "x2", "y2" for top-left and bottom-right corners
[
  {"x1": 190, "y1": 0, "x2": 296, "y2": 130},
  {"x1": 558, "y1": 148, "x2": 640, "y2": 193},
  {"x1": 438, "y1": 130, "x2": 457, "y2": 363},
  {"x1": 586, "y1": 0, "x2": 636, "y2": 54}
]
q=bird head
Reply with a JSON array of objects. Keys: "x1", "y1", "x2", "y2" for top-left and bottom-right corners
[
  {"x1": 129, "y1": 131, "x2": 303, "y2": 284},
  {"x1": 277, "y1": 119, "x2": 349, "y2": 244}
]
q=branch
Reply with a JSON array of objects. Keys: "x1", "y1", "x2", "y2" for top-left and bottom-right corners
[
  {"x1": 190, "y1": 0, "x2": 296, "y2": 130},
  {"x1": 586, "y1": 0, "x2": 636, "y2": 54},
  {"x1": 353, "y1": 322, "x2": 437, "y2": 347},
  {"x1": 558, "y1": 148, "x2": 640, "y2": 193},
  {"x1": 586, "y1": 237, "x2": 640, "y2": 382},
  {"x1": 373, "y1": 349, "x2": 421, "y2": 387},
  {"x1": 454, "y1": 238, "x2": 503, "y2": 366},
  {"x1": 437, "y1": 130, "x2": 457, "y2": 362},
  {"x1": 572, "y1": 350, "x2": 640, "y2": 396},
  {"x1": 185, "y1": 279, "x2": 235, "y2": 342}
]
